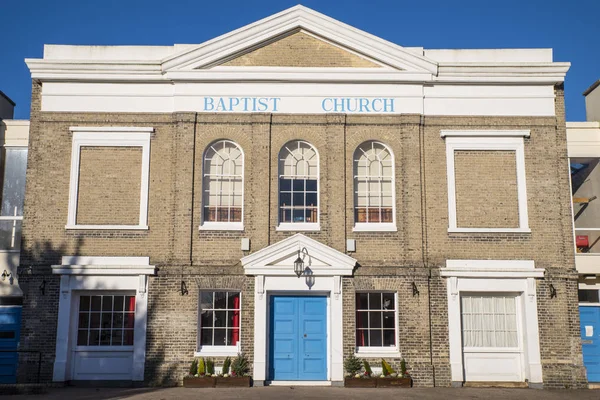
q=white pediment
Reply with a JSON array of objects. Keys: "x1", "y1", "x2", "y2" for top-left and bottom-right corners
[
  {"x1": 161, "y1": 5, "x2": 438, "y2": 74},
  {"x1": 241, "y1": 233, "x2": 357, "y2": 276}
]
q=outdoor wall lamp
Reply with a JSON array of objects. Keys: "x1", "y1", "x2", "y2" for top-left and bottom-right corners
[
  {"x1": 549, "y1": 283, "x2": 557, "y2": 299},
  {"x1": 1, "y1": 270, "x2": 11, "y2": 281},
  {"x1": 294, "y1": 248, "x2": 309, "y2": 278}
]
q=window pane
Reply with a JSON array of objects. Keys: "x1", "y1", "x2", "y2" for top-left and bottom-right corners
[
  {"x1": 280, "y1": 178, "x2": 291, "y2": 191},
  {"x1": 125, "y1": 296, "x2": 136, "y2": 311},
  {"x1": 80, "y1": 296, "x2": 90, "y2": 311},
  {"x1": 101, "y1": 313, "x2": 112, "y2": 330},
  {"x1": 356, "y1": 293, "x2": 368, "y2": 310},
  {"x1": 214, "y1": 329, "x2": 226, "y2": 346},
  {"x1": 102, "y1": 296, "x2": 113, "y2": 312},
  {"x1": 369, "y1": 293, "x2": 382, "y2": 310},
  {"x1": 0, "y1": 148, "x2": 27, "y2": 217},
  {"x1": 370, "y1": 312, "x2": 382, "y2": 329},
  {"x1": 356, "y1": 311, "x2": 368, "y2": 329},
  {"x1": 382, "y1": 293, "x2": 394, "y2": 310},
  {"x1": 0, "y1": 220, "x2": 22, "y2": 250},
  {"x1": 124, "y1": 313, "x2": 135, "y2": 329},
  {"x1": 113, "y1": 296, "x2": 124, "y2": 311},
  {"x1": 112, "y1": 313, "x2": 124, "y2": 329},
  {"x1": 383, "y1": 330, "x2": 395, "y2": 346},
  {"x1": 214, "y1": 292, "x2": 227, "y2": 309},
  {"x1": 293, "y1": 192, "x2": 305, "y2": 207},
  {"x1": 124, "y1": 330, "x2": 134, "y2": 346},
  {"x1": 370, "y1": 330, "x2": 382, "y2": 347},
  {"x1": 306, "y1": 193, "x2": 317, "y2": 206},
  {"x1": 100, "y1": 329, "x2": 111, "y2": 346},
  {"x1": 280, "y1": 192, "x2": 291, "y2": 207},
  {"x1": 77, "y1": 330, "x2": 88, "y2": 346},
  {"x1": 292, "y1": 209, "x2": 304, "y2": 223},
  {"x1": 228, "y1": 292, "x2": 240, "y2": 309},
  {"x1": 306, "y1": 179, "x2": 317, "y2": 192},
  {"x1": 293, "y1": 179, "x2": 304, "y2": 192},
  {"x1": 90, "y1": 313, "x2": 100, "y2": 329},
  {"x1": 214, "y1": 311, "x2": 227, "y2": 327},
  {"x1": 200, "y1": 329, "x2": 213, "y2": 346},
  {"x1": 78, "y1": 313, "x2": 89, "y2": 329},
  {"x1": 91, "y1": 296, "x2": 102, "y2": 311},
  {"x1": 111, "y1": 329, "x2": 123, "y2": 346},
  {"x1": 200, "y1": 292, "x2": 213, "y2": 310},
  {"x1": 356, "y1": 330, "x2": 368, "y2": 347},
  {"x1": 383, "y1": 312, "x2": 395, "y2": 329},
  {"x1": 89, "y1": 330, "x2": 100, "y2": 346}
]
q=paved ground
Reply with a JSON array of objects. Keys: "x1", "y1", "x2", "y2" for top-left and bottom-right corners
[{"x1": 4, "y1": 387, "x2": 599, "y2": 400}]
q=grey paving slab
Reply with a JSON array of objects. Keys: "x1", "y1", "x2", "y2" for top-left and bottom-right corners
[{"x1": 4, "y1": 387, "x2": 600, "y2": 400}]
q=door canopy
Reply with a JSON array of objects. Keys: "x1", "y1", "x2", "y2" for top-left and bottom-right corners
[{"x1": 241, "y1": 233, "x2": 357, "y2": 276}]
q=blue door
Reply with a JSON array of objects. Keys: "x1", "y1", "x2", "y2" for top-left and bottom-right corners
[
  {"x1": 0, "y1": 306, "x2": 22, "y2": 384},
  {"x1": 269, "y1": 296, "x2": 327, "y2": 380},
  {"x1": 580, "y1": 306, "x2": 600, "y2": 382}
]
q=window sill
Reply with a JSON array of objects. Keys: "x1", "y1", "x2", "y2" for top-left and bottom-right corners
[
  {"x1": 353, "y1": 223, "x2": 397, "y2": 232},
  {"x1": 65, "y1": 225, "x2": 149, "y2": 230},
  {"x1": 195, "y1": 347, "x2": 240, "y2": 357},
  {"x1": 355, "y1": 349, "x2": 401, "y2": 358},
  {"x1": 448, "y1": 227, "x2": 531, "y2": 234},
  {"x1": 276, "y1": 223, "x2": 320, "y2": 232},
  {"x1": 199, "y1": 222, "x2": 244, "y2": 231}
]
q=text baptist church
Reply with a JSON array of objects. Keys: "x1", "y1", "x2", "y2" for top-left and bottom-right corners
[{"x1": 203, "y1": 96, "x2": 396, "y2": 113}]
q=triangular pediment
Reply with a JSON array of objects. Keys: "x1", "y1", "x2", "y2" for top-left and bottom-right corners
[
  {"x1": 217, "y1": 30, "x2": 384, "y2": 69},
  {"x1": 241, "y1": 233, "x2": 357, "y2": 276},
  {"x1": 162, "y1": 5, "x2": 438, "y2": 74}
]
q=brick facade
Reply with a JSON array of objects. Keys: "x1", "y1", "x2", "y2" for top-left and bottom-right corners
[{"x1": 16, "y1": 79, "x2": 585, "y2": 387}]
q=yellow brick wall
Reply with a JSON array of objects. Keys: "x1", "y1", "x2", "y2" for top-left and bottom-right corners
[
  {"x1": 454, "y1": 150, "x2": 519, "y2": 228},
  {"x1": 221, "y1": 31, "x2": 381, "y2": 68},
  {"x1": 76, "y1": 146, "x2": 142, "y2": 225}
]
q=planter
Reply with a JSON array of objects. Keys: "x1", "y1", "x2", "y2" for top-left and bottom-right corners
[
  {"x1": 376, "y1": 377, "x2": 412, "y2": 388},
  {"x1": 215, "y1": 376, "x2": 252, "y2": 387},
  {"x1": 183, "y1": 376, "x2": 216, "y2": 388},
  {"x1": 344, "y1": 377, "x2": 377, "y2": 388}
]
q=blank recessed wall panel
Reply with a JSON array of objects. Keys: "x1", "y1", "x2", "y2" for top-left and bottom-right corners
[
  {"x1": 454, "y1": 150, "x2": 519, "y2": 229},
  {"x1": 76, "y1": 146, "x2": 142, "y2": 225}
]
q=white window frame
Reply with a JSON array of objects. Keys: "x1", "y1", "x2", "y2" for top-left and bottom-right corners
[
  {"x1": 354, "y1": 291, "x2": 400, "y2": 357},
  {"x1": 199, "y1": 140, "x2": 244, "y2": 231},
  {"x1": 352, "y1": 141, "x2": 397, "y2": 232},
  {"x1": 195, "y1": 290, "x2": 242, "y2": 357},
  {"x1": 276, "y1": 140, "x2": 320, "y2": 232},
  {"x1": 442, "y1": 130, "x2": 530, "y2": 233},
  {"x1": 0, "y1": 146, "x2": 27, "y2": 252},
  {"x1": 66, "y1": 127, "x2": 152, "y2": 230}
]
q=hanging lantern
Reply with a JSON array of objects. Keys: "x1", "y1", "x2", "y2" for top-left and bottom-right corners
[{"x1": 294, "y1": 250, "x2": 304, "y2": 278}]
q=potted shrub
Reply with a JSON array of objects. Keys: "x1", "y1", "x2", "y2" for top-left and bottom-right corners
[
  {"x1": 343, "y1": 355, "x2": 376, "y2": 387},
  {"x1": 375, "y1": 358, "x2": 412, "y2": 388},
  {"x1": 216, "y1": 353, "x2": 252, "y2": 387},
  {"x1": 183, "y1": 358, "x2": 216, "y2": 388}
]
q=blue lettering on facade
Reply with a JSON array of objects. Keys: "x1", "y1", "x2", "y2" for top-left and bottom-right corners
[{"x1": 203, "y1": 97, "x2": 395, "y2": 113}]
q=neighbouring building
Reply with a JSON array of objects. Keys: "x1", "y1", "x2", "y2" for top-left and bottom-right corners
[
  {"x1": 0, "y1": 92, "x2": 29, "y2": 384},
  {"x1": 19, "y1": 5, "x2": 585, "y2": 388},
  {"x1": 568, "y1": 79, "x2": 600, "y2": 384}
]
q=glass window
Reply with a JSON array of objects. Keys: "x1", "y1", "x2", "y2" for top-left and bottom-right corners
[
  {"x1": 0, "y1": 147, "x2": 27, "y2": 250},
  {"x1": 202, "y1": 141, "x2": 243, "y2": 224},
  {"x1": 199, "y1": 291, "x2": 240, "y2": 348},
  {"x1": 579, "y1": 289, "x2": 600, "y2": 303},
  {"x1": 77, "y1": 294, "x2": 135, "y2": 346},
  {"x1": 353, "y1": 141, "x2": 394, "y2": 224},
  {"x1": 461, "y1": 295, "x2": 518, "y2": 348},
  {"x1": 571, "y1": 158, "x2": 600, "y2": 253},
  {"x1": 356, "y1": 292, "x2": 396, "y2": 348},
  {"x1": 278, "y1": 141, "x2": 319, "y2": 224}
]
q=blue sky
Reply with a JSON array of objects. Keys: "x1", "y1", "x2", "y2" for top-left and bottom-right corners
[{"x1": 1, "y1": 0, "x2": 598, "y2": 120}]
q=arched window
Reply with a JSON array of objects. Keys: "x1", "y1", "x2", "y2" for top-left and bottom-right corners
[
  {"x1": 202, "y1": 140, "x2": 244, "y2": 227},
  {"x1": 354, "y1": 141, "x2": 395, "y2": 228},
  {"x1": 278, "y1": 141, "x2": 319, "y2": 227}
]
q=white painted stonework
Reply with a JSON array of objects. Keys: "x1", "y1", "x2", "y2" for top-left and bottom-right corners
[
  {"x1": 51, "y1": 256, "x2": 155, "y2": 382},
  {"x1": 441, "y1": 260, "x2": 544, "y2": 385},
  {"x1": 26, "y1": 6, "x2": 568, "y2": 117},
  {"x1": 241, "y1": 234, "x2": 356, "y2": 383}
]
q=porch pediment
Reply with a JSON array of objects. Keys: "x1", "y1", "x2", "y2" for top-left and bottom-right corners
[{"x1": 241, "y1": 233, "x2": 357, "y2": 276}]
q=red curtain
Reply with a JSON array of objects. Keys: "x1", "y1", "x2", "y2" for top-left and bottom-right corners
[
  {"x1": 126, "y1": 296, "x2": 136, "y2": 329},
  {"x1": 356, "y1": 296, "x2": 365, "y2": 346},
  {"x1": 231, "y1": 295, "x2": 240, "y2": 345}
]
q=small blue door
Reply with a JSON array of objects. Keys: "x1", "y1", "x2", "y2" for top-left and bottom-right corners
[
  {"x1": 580, "y1": 306, "x2": 600, "y2": 382},
  {"x1": 269, "y1": 296, "x2": 327, "y2": 380},
  {"x1": 0, "y1": 306, "x2": 22, "y2": 384}
]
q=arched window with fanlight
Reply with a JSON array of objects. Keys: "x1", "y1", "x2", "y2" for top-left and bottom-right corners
[
  {"x1": 278, "y1": 140, "x2": 319, "y2": 229},
  {"x1": 353, "y1": 141, "x2": 396, "y2": 230},
  {"x1": 201, "y1": 140, "x2": 244, "y2": 229}
]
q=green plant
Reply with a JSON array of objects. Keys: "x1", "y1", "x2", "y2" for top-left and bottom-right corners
[
  {"x1": 206, "y1": 358, "x2": 215, "y2": 375},
  {"x1": 189, "y1": 359, "x2": 198, "y2": 376},
  {"x1": 344, "y1": 355, "x2": 362, "y2": 376},
  {"x1": 197, "y1": 357, "x2": 205, "y2": 376},
  {"x1": 222, "y1": 356, "x2": 231, "y2": 375},
  {"x1": 400, "y1": 358, "x2": 408, "y2": 378},
  {"x1": 381, "y1": 359, "x2": 396, "y2": 376},
  {"x1": 231, "y1": 353, "x2": 250, "y2": 377},
  {"x1": 362, "y1": 359, "x2": 373, "y2": 377}
]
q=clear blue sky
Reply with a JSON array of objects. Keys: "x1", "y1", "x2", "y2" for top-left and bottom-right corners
[{"x1": 1, "y1": 0, "x2": 599, "y2": 120}]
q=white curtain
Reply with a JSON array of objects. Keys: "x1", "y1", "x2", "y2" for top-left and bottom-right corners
[{"x1": 461, "y1": 295, "x2": 518, "y2": 348}]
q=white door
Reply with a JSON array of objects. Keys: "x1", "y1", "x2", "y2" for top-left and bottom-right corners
[
  {"x1": 71, "y1": 293, "x2": 136, "y2": 380},
  {"x1": 461, "y1": 294, "x2": 523, "y2": 382}
]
